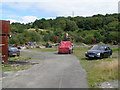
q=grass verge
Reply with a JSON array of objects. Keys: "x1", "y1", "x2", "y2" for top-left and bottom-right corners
[
  {"x1": 2, "y1": 52, "x2": 32, "y2": 72},
  {"x1": 73, "y1": 46, "x2": 119, "y2": 88},
  {"x1": 2, "y1": 64, "x2": 30, "y2": 72},
  {"x1": 9, "y1": 56, "x2": 31, "y2": 61},
  {"x1": 31, "y1": 47, "x2": 58, "y2": 52}
]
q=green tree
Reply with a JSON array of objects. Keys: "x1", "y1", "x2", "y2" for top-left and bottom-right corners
[
  {"x1": 107, "y1": 21, "x2": 118, "y2": 31},
  {"x1": 94, "y1": 32, "x2": 104, "y2": 43},
  {"x1": 64, "y1": 20, "x2": 78, "y2": 31},
  {"x1": 83, "y1": 36, "x2": 94, "y2": 44},
  {"x1": 33, "y1": 18, "x2": 51, "y2": 29},
  {"x1": 53, "y1": 17, "x2": 66, "y2": 30},
  {"x1": 11, "y1": 23, "x2": 26, "y2": 33}
]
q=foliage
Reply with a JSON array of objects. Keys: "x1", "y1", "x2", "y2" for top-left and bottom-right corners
[
  {"x1": 31, "y1": 47, "x2": 58, "y2": 52},
  {"x1": 2, "y1": 64, "x2": 30, "y2": 72},
  {"x1": 64, "y1": 19, "x2": 78, "y2": 31},
  {"x1": 9, "y1": 13, "x2": 119, "y2": 44}
]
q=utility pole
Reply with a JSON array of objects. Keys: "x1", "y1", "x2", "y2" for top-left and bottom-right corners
[{"x1": 72, "y1": 11, "x2": 74, "y2": 17}]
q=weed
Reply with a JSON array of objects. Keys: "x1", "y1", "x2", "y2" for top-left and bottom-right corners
[
  {"x1": 73, "y1": 46, "x2": 118, "y2": 88},
  {"x1": 2, "y1": 52, "x2": 32, "y2": 72},
  {"x1": 31, "y1": 47, "x2": 58, "y2": 52},
  {"x1": 2, "y1": 64, "x2": 30, "y2": 72},
  {"x1": 112, "y1": 48, "x2": 119, "y2": 52}
]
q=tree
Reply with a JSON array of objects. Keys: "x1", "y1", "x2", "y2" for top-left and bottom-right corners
[
  {"x1": 43, "y1": 32, "x2": 54, "y2": 42},
  {"x1": 11, "y1": 23, "x2": 25, "y2": 33},
  {"x1": 83, "y1": 36, "x2": 94, "y2": 44},
  {"x1": 64, "y1": 20, "x2": 78, "y2": 31},
  {"x1": 107, "y1": 21, "x2": 118, "y2": 31},
  {"x1": 94, "y1": 32, "x2": 104, "y2": 43},
  {"x1": 33, "y1": 18, "x2": 51, "y2": 29},
  {"x1": 9, "y1": 13, "x2": 119, "y2": 44},
  {"x1": 53, "y1": 17, "x2": 66, "y2": 30},
  {"x1": 93, "y1": 14, "x2": 104, "y2": 17},
  {"x1": 76, "y1": 19, "x2": 85, "y2": 28}
]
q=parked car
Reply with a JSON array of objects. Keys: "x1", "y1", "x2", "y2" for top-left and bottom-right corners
[
  {"x1": 85, "y1": 45, "x2": 112, "y2": 59},
  {"x1": 8, "y1": 47, "x2": 20, "y2": 57},
  {"x1": 58, "y1": 41, "x2": 73, "y2": 54}
]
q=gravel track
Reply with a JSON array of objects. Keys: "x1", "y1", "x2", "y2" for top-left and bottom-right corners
[{"x1": 2, "y1": 49, "x2": 88, "y2": 88}]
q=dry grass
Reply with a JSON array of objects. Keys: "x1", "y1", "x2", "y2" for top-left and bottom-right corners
[
  {"x1": 73, "y1": 46, "x2": 119, "y2": 88},
  {"x1": 95, "y1": 59, "x2": 118, "y2": 72},
  {"x1": 94, "y1": 59, "x2": 118, "y2": 79},
  {"x1": 88, "y1": 59, "x2": 118, "y2": 87}
]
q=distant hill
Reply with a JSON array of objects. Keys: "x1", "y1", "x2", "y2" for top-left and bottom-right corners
[{"x1": 9, "y1": 13, "x2": 119, "y2": 44}]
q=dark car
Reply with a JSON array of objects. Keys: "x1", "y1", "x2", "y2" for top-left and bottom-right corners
[
  {"x1": 8, "y1": 47, "x2": 20, "y2": 57},
  {"x1": 85, "y1": 45, "x2": 112, "y2": 59}
]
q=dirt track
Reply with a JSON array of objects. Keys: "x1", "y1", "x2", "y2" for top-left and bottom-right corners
[{"x1": 2, "y1": 49, "x2": 88, "y2": 88}]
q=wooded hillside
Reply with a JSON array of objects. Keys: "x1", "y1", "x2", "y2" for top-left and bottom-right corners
[{"x1": 9, "y1": 13, "x2": 119, "y2": 44}]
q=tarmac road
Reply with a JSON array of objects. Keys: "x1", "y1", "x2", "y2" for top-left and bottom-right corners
[{"x1": 2, "y1": 49, "x2": 88, "y2": 88}]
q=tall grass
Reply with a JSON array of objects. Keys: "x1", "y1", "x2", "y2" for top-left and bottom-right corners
[
  {"x1": 88, "y1": 59, "x2": 118, "y2": 86},
  {"x1": 31, "y1": 47, "x2": 58, "y2": 52},
  {"x1": 73, "y1": 46, "x2": 119, "y2": 88}
]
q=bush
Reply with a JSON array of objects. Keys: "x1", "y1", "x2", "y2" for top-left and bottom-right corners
[{"x1": 83, "y1": 36, "x2": 94, "y2": 44}]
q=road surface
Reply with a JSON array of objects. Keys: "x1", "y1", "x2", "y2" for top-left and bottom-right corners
[{"x1": 2, "y1": 49, "x2": 88, "y2": 88}]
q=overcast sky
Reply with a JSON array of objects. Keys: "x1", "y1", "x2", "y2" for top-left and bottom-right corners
[{"x1": 1, "y1": 0, "x2": 119, "y2": 24}]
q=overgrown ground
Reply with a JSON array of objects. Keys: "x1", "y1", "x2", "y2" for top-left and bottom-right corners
[
  {"x1": 1, "y1": 51, "x2": 32, "y2": 72},
  {"x1": 73, "y1": 46, "x2": 119, "y2": 88},
  {"x1": 30, "y1": 45, "x2": 119, "y2": 88},
  {"x1": 1, "y1": 47, "x2": 58, "y2": 72},
  {"x1": 31, "y1": 46, "x2": 58, "y2": 52},
  {"x1": 1, "y1": 44, "x2": 119, "y2": 88}
]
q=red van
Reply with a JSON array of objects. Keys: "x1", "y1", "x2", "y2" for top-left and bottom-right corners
[{"x1": 58, "y1": 41, "x2": 73, "y2": 54}]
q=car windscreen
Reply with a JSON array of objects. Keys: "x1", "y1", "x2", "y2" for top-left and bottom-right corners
[
  {"x1": 91, "y1": 45, "x2": 105, "y2": 50},
  {"x1": 9, "y1": 47, "x2": 18, "y2": 51}
]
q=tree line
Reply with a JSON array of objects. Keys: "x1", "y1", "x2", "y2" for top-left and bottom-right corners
[{"x1": 9, "y1": 13, "x2": 119, "y2": 44}]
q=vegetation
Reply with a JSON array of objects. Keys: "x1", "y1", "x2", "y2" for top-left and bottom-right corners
[
  {"x1": 9, "y1": 56, "x2": 31, "y2": 61},
  {"x1": 7, "y1": 13, "x2": 119, "y2": 86},
  {"x1": 31, "y1": 47, "x2": 58, "y2": 52},
  {"x1": 73, "y1": 46, "x2": 119, "y2": 88},
  {"x1": 9, "y1": 13, "x2": 119, "y2": 44},
  {"x1": 2, "y1": 64, "x2": 30, "y2": 72},
  {"x1": 2, "y1": 52, "x2": 32, "y2": 72}
]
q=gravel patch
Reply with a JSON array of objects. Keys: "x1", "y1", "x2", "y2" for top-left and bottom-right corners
[{"x1": 96, "y1": 80, "x2": 119, "y2": 88}]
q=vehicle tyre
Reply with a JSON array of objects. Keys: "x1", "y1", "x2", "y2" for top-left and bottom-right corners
[
  {"x1": 71, "y1": 49, "x2": 73, "y2": 53},
  {"x1": 100, "y1": 53, "x2": 103, "y2": 59},
  {"x1": 58, "y1": 52, "x2": 62, "y2": 54},
  {"x1": 69, "y1": 50, "x2": 72, "y2": 54},
  {"x1": 88, "y1": 57, "x2": 93, "y2": 60}
]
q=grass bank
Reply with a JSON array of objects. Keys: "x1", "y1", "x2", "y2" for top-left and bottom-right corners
[
  {"x1": 2, "y1": 64, "x2": 30, "y2": 72},
  {"x1": 2, "y1": 51, "x2": 32, "y2": 72},
  {"x1": 31, "y1": 47, "x2": 58, "y2": 52},
  {"x1": 73, "y1": 46, "x2": 119, "y2": 88}
]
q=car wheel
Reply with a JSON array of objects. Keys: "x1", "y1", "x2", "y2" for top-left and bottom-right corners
[
  {"x1": 71, "y1": 49, "x2": 73, "y2": 53},
  {"x1": 88, "y1": 57, "x2": 93, "y2": 60},
  {"x1": 100, "y1": 53, "x2": 103, "y2": 59},
  {"x1": 69, "y1": 50, "x2": 72, "y2": 54}
]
